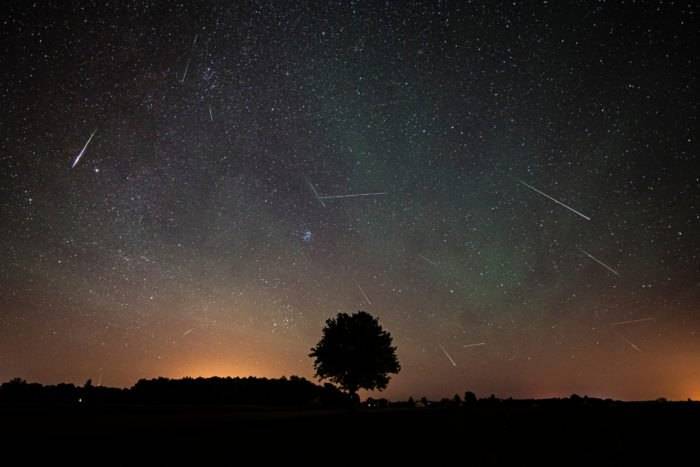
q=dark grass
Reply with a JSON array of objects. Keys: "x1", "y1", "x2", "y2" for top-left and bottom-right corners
[{"x1": 2, "y1": 400, "x2": 697, "y2": 463}]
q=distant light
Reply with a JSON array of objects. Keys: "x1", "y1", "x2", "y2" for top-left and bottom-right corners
[{"x1": 302, "y1": 230, "x2": 313, "y2": 243}]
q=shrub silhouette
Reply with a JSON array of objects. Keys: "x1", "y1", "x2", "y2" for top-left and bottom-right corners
[{"x1": 309, "y1": 311, "x2": 400, "y2": 397}]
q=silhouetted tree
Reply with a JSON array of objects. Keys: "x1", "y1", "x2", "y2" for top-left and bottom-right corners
[
  {"x1": 464, "y1": 391, "x2": 477, "y2": 405},
  {"x1": 309, "y1": 311, "x2": 400, "y2": 398}
]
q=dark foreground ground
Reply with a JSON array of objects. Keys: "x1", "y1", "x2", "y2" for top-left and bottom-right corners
[{"x1": 2, "y1": 401, "x2": 698, "y2": 464}]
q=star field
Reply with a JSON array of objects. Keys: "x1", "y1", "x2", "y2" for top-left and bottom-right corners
[{"x1": 1, "y1": 1, "x2": 698, "y2": 400}]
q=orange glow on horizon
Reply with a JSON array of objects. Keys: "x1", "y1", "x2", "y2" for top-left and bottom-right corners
[
  {"x1": 158, "y1": 356, "x2": 313, "y2": 383},
  {"x1": 167, "y1": 360, "x2": 272, "y2": 380}
]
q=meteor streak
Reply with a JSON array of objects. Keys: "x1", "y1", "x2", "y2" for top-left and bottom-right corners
[
  {"x1": 579, "y1": 248, "x2": 620, "y2": 276},
  {"x1": 518, "y1": 179, "x2": 591, "y2": 221},
  {"x1": 71, "y1": 129, "x2": 97, "y2": 169},
  {"x1": 317, "y1": 192, "x2": 386, "y2": 200},
  {"x1": 439, "y1": 344, "x2": 457, "y2": 367}
]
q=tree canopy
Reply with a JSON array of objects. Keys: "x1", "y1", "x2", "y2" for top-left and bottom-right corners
[{"x1": 309, "y1": 311, "x2": 400, "y2": 395}]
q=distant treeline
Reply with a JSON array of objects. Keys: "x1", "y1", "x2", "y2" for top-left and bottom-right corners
[
  {"x1": 2, "y1": 377, "x2": 695, "y2": 409},
  {"x1": 0, "y1": 376, "x2": 352, "y2": 407},
  {"x1": 365, "y1": 392, "x2": 694, "y2": 409}
]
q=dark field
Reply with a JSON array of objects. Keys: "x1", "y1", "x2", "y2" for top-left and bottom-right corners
[{"x1": 2, "y1": 400, "x2": 696, "y2": 463}]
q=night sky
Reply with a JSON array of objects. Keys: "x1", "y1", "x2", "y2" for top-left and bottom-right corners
[{"x1": 1, "y1": 1, "x2": 698, "y2": 400}]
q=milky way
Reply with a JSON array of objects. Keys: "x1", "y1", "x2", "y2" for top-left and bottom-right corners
[{"x1": 1, "y1": 1, "x2": 698, "y2": 400}]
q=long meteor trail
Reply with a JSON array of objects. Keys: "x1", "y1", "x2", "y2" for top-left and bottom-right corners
[
  {"x1": 71, "y1": 129, "x2": 97, "y2": 168},
  {"x1": 179, "y1": 34, "x2": 198, "y2": 84},
  {"x1": 418, "y1": 254, "x2": 438, "y2": 266},
  {"x1": 463, "y1": 342, "x2": 487, "y2": 349},
  {"x1": 579, "y1": 248, "x2": 620, "y2": 276},
  {"x1": 356, "y1": 282, "x2": 372, "y2": 305},
  {"x1": 180, "y1": 58, "x2": 191, "y2": 83},
  {"x1": 518, "y1": 179, "x2": 591, "y2": 221},
  {"x1": 439, "y1": 345, "x2": 457, "y2": 367},
  {"x1": 305, "y1": 177, "x2": 326, "y2": 207},
  {"x1": 317, "y1": 192, "x2": 386, "y2": 200},
  {"x1": 622, "y1": 336, "x2": 642, "y2": 353},
  {"x1": 610, "y1": 317, "x2": 655, "y2": 327}
]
